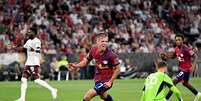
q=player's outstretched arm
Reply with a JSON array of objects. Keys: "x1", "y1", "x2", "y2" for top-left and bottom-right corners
[
  {"x1": 159, "y1": 52, "x2": 176, "y2": 61},
  {"x1": 69, "y1": 58, "x2": 90, "y2": 70},
  {"x1": 164, "y1": 74, "x2": 183, "y2": 101},
  {"x1": 13, "y1": 43, "x2": 36, "y2": 53},
  {"x1": 12, "y1": 45, "x2": 26, "y2": 52},
  {"x1": 170, "y1": 86, "x2": 183, "y2": 101}
]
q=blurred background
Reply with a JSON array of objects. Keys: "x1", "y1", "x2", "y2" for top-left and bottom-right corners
[{"x1": 0, "y1": 0, "x2": 201, "y2": 81}]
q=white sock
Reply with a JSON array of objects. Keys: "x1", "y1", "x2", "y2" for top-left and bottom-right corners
[
  {"x1": 34, "y1": 79, "x2": 55, "y2": 92},
  {"x1": 20, "y1": 77, "x2": 27, "y2": 100}
]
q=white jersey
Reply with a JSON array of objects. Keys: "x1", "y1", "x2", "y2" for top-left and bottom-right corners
[{"x1": 23, "y1": 37, "x2": 41, "y2": 66}]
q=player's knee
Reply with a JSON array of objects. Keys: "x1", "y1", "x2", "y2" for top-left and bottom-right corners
[
  {"x1": 83, "y1": 96, "x2": 91, "y2": 101},
  {"x1": 21, "y1": 77, "x2": 27, "y2": 83},
  {"x1": 34, "y1": 79, "x2": 40, "y2": 84},
  {"x1": 182, "y1": 81, "x2": 188, "y2": 85},
  {"x1": 173, "y1": 81, "x2": 177, "y2": 84},
  {"x1": 173, "y1": 79, "x2": 179, "y2": 85},
  {"x1": 21, "y1": 77, "x2": 27, "y2": 89}
]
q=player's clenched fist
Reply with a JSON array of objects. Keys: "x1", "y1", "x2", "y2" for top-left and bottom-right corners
[{"x1": 69, "y1": 63, "x2": 78, "y2": 71}]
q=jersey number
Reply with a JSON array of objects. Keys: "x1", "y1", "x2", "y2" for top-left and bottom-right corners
[
  {"x1": 176, "y1": 71, "x2": 184, "y2": 78},
  {"x1": 30, "y1": 67, "x2": 35, "y2": 72},
  {"x1": 146, "y1": 75, "x2": 158, "y2": 89}
]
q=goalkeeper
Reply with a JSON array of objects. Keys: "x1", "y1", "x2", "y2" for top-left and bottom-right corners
[{"x1": 141, "y1": 61, "x2": 183, "y2": 101}]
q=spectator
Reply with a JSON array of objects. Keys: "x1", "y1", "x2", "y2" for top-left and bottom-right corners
[
  {"x1": 50, "y1": 57, "x2": 59, "y2": 80},
  {"x1": 57, "y1": 56, "x2": 69, "y2": 80},
  {"x1": 0, "y1": 0, "x2": 201, "y2": 81},
  {"x1": 79, "y1": 48, "x2": 87, "y2": 80},
  {"x1": 0, "y1": 0, "x2": 200, "y2": 54}
]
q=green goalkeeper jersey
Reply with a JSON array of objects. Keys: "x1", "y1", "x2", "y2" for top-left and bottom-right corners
[{"x1": 141, "y1": 71, "x2": 181, "y2": 101}]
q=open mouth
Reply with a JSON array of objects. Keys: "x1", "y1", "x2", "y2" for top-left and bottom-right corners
[{"x1": 102, "y1": 45, "x2": 106, "y2": 48}]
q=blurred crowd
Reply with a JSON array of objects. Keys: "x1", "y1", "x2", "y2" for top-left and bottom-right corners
[
  {"x1": 0, "y1": 0, "x2": 200, "y2": 54},
  {"x1": 0, "y1": 0, "x2": 201, "y2": 80}
]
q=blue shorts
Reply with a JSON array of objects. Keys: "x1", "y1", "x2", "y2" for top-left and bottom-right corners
[
  {"x1": 176, "y1": 70, "x2": 190, "y2": 82},
  {"x1": 93, "y1": 81, "x2": 112, "y2": 95}
]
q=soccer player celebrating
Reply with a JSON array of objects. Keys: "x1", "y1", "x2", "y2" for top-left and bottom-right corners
[
  {"x1": 160, "y1": 34, "x2": 201, "y2": 101},
  {"x1": 69, "y1": 33, "x2": 120, "y2": 101},
  {"x1": 15, "y1": 28, "x2": 57, "y2": 101},
  {"x1": 141, "y1": 61, "x2": 183, "y2": 101}
]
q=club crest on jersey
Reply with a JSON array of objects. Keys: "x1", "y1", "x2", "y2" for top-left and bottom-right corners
[{"x1": 91, "y1": 59, "x2": 96, "y2": 65}]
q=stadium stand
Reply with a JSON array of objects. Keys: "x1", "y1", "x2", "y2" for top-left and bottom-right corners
[{"x1": 0, "y1": 0, "x2": 200, "y2": 80}]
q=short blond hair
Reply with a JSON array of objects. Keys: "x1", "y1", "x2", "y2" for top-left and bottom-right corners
[{"x1": 96, "y1": 33, "x2": 108, "y2": 39}]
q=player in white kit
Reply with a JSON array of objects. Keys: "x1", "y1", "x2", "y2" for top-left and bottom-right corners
[{"x1": 15, "y1": 28, "x2": 57, "y2": 101}]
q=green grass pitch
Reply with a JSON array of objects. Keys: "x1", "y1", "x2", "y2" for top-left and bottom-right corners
[{"x1": 0, "y1": 78, "x2": 201, "y2": 101}]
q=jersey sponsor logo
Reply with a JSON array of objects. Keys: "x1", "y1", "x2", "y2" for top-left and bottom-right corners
[{"x1": 177, "y1": 54, "x2": 184, "y2": 62}]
